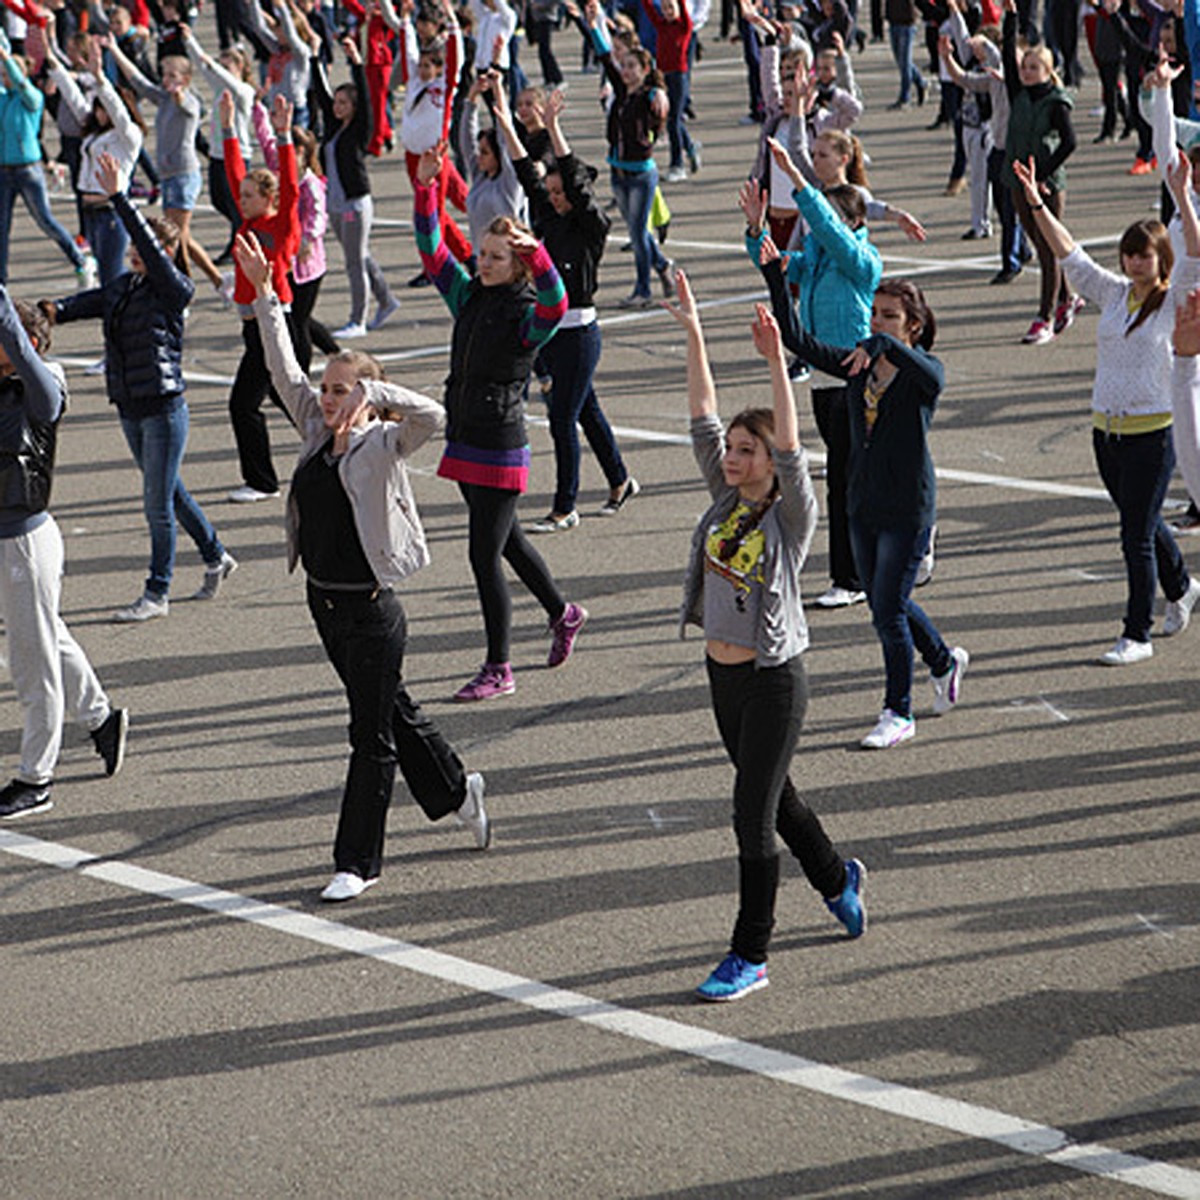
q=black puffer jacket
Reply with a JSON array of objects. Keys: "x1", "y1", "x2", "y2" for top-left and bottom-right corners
[{"x1": 52, "y1": 193, "x2": 194, "y2": 419}]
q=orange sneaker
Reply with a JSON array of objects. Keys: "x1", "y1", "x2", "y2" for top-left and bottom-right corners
[{"x1": 1128, "y1": 158, "x2": 1154, "y2": 176}]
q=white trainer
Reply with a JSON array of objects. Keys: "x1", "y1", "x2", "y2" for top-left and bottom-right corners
[
  {"x1": 228, "y1": 485, "x2": 280, "y2": 504},
  {"x1": 814, "y1": 586, "x2": 867, "y2": 609},
  {"x1": 1098, "y1": 637, "x2": 1153, "y2": 666},
  {"x1": 332, "y1": 321, "x2": 368, "y2": 339},
  {"x1": 861, "y1": 709, "x2": 915, "y2": 749},
  {"x1": 931, "y1": 647, "x2": 969, "y2": 715},
  {"x1": 113, "y1": 593, "x2": 169, "y2": 623},
  {"x1": 320, "y1": 871, "x2": 378, "y2": 902},
  {"x1": 455, "y1": 772, "x2": 491, "y2": 850},
  {"x1": 191, "y1": 552, "x2": 239, "y2": 600},
  {"x1": 1162, "y1": 577, "x2": 1200, "y2": 636}
]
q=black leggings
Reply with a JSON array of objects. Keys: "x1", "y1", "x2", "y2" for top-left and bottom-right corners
[
  {"x1": 458, "y1": 482, "x2": 566, "y2": 664},
  {"x1": 289, "y1": 273, "x2": 339, "y2": 373},
  {"x1": 230, "y1": 315, "x2": 298, "y2": 494},
  {"x1": 812, "y1": 385, "x2": 860, "y2": 592},
  {"x1": 706, "y1": 655, "x2": 845, "y2": 962}
]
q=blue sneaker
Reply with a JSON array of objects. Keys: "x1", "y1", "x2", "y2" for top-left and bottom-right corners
[
  {"x1": 825, "y1": 858, "x2": 867, "y2": 938},
  {"x1": 695, "y1": 953, "x2": 769, "y2": 1002}
]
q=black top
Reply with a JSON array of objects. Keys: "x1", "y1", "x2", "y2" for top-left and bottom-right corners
[{"x1": 292, "y1": 437, "x2": 376, "y2": 586}]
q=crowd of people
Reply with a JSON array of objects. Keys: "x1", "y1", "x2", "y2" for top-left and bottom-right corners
[{"x1": 2, "y1": 0, "x2": 1200, "y2": 1001}]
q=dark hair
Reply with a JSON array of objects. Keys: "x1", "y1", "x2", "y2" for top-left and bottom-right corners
[
  {"x1": 715, "y1": 408, "x2": 779, "y2": 561},
  {"x1": 875, "y1": 278, "x2": 937, "y2": 349},
  {"x1": 1118, "y1": 219, "x2": 1173, "y2": 335},
  {"x1": 14, "y1": 298, "x2": 51, "y2": 356},
  {"x1": 727, "y1": 406, "x2": 776, "y2": 453},
  {"x1": 334, "y1": 81, "x2": 358, "y2": 113},
  {"x1": 477, "y1": 126, "x2": 501, "y2": 175},
  {"x1": 824, "y1": 183, "x2": 866, "y2": 229}
]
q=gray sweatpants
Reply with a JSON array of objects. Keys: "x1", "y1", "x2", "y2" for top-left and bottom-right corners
[
  {"x1": 330, "y1": 196, "x2": 396, "y2": 326},
  {"x1": 0, "y1": 516, "x2": 109, "y2": 785}
]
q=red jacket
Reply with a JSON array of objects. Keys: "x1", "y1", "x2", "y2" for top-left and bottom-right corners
[
  {"x1": 224, "y1": 136, "x2": 300, "y2": 306},
  {"x1": 642, "y1": 0, "x2": 691, "y2": 75}
]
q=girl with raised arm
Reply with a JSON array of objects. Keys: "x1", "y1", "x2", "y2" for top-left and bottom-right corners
[
  {"x1": 234, "y1": 232, "x2": 491, "y2": 903},
  {"x1": 667, "y1": 271, "x2": 865, "y2": 1003}
]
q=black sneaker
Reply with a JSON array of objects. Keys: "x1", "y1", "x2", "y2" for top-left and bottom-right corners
[
  {"x1": 0, "y1": 779, "x2": 53, "y2": 819},
  {"x1": 91, "y1": 708, "x2": 129, "y2": 777},
  {"x1": 407, "y1": 270, "x2": 432, "y2": 288}
]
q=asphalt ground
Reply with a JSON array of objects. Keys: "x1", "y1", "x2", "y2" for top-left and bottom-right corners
[{"x1": 1, "y1": 28, "x2": 1199, "y2": 1200}]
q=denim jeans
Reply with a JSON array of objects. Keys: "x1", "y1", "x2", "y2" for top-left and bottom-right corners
[
  {"x1": 120, "y1": 401, "x2": 224, "y2": 598},
  {"x1": 706, "y1": 655, "x2": 844, "y2": 962},
  {"x1": 664, "y1": 71, "x2": 695, "y2": 169},
  {"x1": 540, "y1": 322, "x2": 627, "y2": 514},
  {"x1": 1092, "y1": 427, "x2": 1191, "y2": 642},
  {"x1": 888, "y1": 23, "x2": 923, "y2": 105},
  {"x1": 308, "y1": 583, "x2": 468, "y2": 881},
  {"x1": 84, "y1": 205, "x2": 130, "y2": 287},
  {"x1": 849, "y1": 518, "x2": 951, "y2": 717},
  {"x1": 610, "y1": 166, "x2": 667, "y2": 299},
  {"x1": 0, "y1": 163, "x2": 84, "y2": 283},
  {"x1": 987, "y1": 146, "x2": 1028, "y2": 273}
]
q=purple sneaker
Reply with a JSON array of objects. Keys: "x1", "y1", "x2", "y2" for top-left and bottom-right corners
[
  {"x1": 454, "y1": 662, "x2": 515, "y2": 702},
  {"x1": 548, "y1": 603, "x2": 587, "y2": 668}
]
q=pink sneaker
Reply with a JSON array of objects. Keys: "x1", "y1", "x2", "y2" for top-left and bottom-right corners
[
  {"x1": 454, "y1": 662, "x2": 515, "y2": 702},
  {"x1": 1021, "y1": 317, "x2": 1054, "y2": 345},
  {"x1": 548, "y1": 603, "x2": 587, "y2": 667},
  {"x1": 1053, "y1": 295, "x2": 1085, "y2": 335}
]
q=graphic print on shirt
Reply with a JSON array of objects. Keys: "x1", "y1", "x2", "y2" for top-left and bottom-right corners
[{"x1": 705, "y1": 503, "x2": 766, "y2": 613}]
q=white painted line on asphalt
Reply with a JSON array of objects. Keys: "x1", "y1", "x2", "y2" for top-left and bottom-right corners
[
  {"x1": 1136, "y1": 914, "x2": 1177, "y2": 940},
  {"x1": 1004, "y1": 697, "x2": 1072, "y2": 723},
  {"x1": 2, "y1": 827, "x2": 1199, "y2": 1199}
]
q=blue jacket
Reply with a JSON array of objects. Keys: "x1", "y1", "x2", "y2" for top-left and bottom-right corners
[
  {"x1": 0, "y1": 59, "x2": 45, "y2": 167},
  {"x1": 53, "y1": 194, "x2": 194, "y2": 417},
  {"x1": 746, "y1": 184, "x2": 881, "y2": 351}
]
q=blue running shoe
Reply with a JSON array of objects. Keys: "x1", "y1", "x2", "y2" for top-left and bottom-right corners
[
  {"x1": 695, "y1": 953, "x2": 769, "y2": 1002},
  {"x1": 825, "y1": 858, "x2": 867, "y2": 938}
]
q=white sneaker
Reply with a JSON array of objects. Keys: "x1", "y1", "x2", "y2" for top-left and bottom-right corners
[
  {"x1": 218, "y1": 270, "x2": 236, "y2": 305},
  {"x1": 367, "y1": 295, "x2": 401, "y2": 331},
  {"x1": 861, "y1": 709, "x2": 915, "y2": 749},
  {"x1": 319, "y1": 871, "x2": 378, "y2": 902},
  {"x1": 529, "y1": 510, "x2": 580, "y2": 533},
  {"x1": 664, "y1": 165, "x2": 687, "y2": 183},
  {"x1": 332, "y1": 321, "x2": 368, "y2": 340},
  {"x1": 1162, "y1": 577, "x2": 1200, "y2": 636},
  {"x1": 455, "y1": 772, "x2": 491, "y2": 850},
  {"x1": 84, "y1": 356, "x2": 106, "y2": 376},
  {"x1": 191, "y1": 551, "x2": 238, "y2": 600},
  {"x1": 814, "y1": 586, "x2": 867, "y2": 609},
  {"x1": 113, "y1": 593, "x2": 169, "y2": 623},
  {"x1": 1098, "y1": 637, "x2": 1153, "y2": 665},
  {"x1": 76, "y1": 253, "x2": 99, "y2": 290},
  {"x1": 228, "y1": 485, "x2": 280, "y2": 504},
  {"x1": 931, "y1": 647, "x2": 969, "y2": 715},
  {"x1": 916, "y1": 525, "x2": 936, "y2": 587}
]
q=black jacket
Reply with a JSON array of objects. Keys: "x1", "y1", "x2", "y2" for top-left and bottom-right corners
[
  {"x1": 515, "y1": 153, "x2": 609, "y2": 309},
  {"x1": 53, "y1": 194, "x2": 194, "y2": 419},
  {"x1": 317, "y1": 59, "x2": 372, "y2": 200}
]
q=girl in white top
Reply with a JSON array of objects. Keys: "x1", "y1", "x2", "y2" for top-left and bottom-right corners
[
  {"x1": 44, "y1": 35, "x2": 143, "y2": 286},
  {"x1": 1014, "y1": 153, "x2": 1200, "y2": 665}
]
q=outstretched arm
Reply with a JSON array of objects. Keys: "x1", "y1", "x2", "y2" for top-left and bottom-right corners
[
  {"x1": 1012, "y1": 155, "x2": 1075, "y2": 259},
  {"x1": 663, "y1": 268, "x2": 716, "y2": 421}
]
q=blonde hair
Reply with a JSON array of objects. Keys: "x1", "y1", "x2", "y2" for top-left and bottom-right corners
[
  {"x1": 485, "y1": 215, "x2": 535, "y2": 285},
  {"x1": 1021, "y1": 43, "x2": 1061, "y2": 87}
]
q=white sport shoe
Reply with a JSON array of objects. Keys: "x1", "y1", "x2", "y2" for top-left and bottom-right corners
[
  {"x1": 814, "y1": 586, "x2": 867, "y2": 609},
  {"x1": 1162, "y1": 577, "x2": 1200, "y2": 636},
  {"x1": 367, "y1": 295, "x2": 401, "y2": 331},
  {"x1": 332, "y1": 321, "x2": 368, "y2": 340},
  {"x1": 76, "y1": 253, "x2": 99, "y2": 290},
  {"x1": 455, "y1": 772, "x2": 491, "y2": 850},
  {"x1": 218, "y1": 270, "x2": 236, "y2": 305},
  {"x1": 1098, "y1": 637, "x2": 1153, "y2": 666},
  {"x1": 861, "y1": 709, "x2": 915, "y2": 749},
  {"x1": 228, "y1": 485, "x2": 280, "y2": 504},
  {"x1": 931, "y1": 647, "x2": 969, "y2": 715},
  {"x1": 320, "y1": 871, "x2": 378, "y2": 902},
  {"x1": 191, "y1": 551, "x2": 238, "y2": 600},
  {"x1": 113, "y1": 593, "x2": 169, "y2": 623}
]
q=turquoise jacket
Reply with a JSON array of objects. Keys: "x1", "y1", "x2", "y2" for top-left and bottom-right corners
[
  {"x1": 746, "y1": 185, "x2": 881, "y2": 352},
  {"x1": 0, "y1": 59, "x2": 44, "y2": 167}
]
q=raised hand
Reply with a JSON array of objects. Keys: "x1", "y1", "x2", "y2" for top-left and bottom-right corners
[
  {"x1": 663, "y1": 267, "x2": 701, "y2": 335},
  {"x1": 96, "y1": 151, "x2": 123, "y2": 198},
  {"x1": 750, "y1": 303, "x2": 784, "y2": 362},
  {"x1": 738, "y1": 178, "x2": 767, "y2": 233}
]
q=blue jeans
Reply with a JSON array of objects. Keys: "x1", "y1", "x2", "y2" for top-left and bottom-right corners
[
  {"x1": 664, "y1": 71, "x2": 695, "y2": 169},
  {"x1": 120, "y1": 401, "x2": 224, "y2": 599},
  {"x1": 987, "y1": 146, "x2": 1028, "y2": 273},
  {"x1": 0, "y1": 163, "x2": 84, "y2": 283},
  {"x1": 849, "y1": 519, "x2": 951, "y2": 718},
  {"x1": 541, "y1": 323, "x2": 627, "y2": 513},
  {"x1": 610, "y1": 166, "x2": 667, "y2": 299},
  {"x1": 84, "y1": 205, "x2": 130, "y2": 287},
  {"x1": 888, "y1": 23, "x2": 923, "y2": 105},
  {"x1": 1093, "y1": 427, "x2": 1190, "y2": 642}
]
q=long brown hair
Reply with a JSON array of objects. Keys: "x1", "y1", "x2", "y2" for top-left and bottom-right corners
[
  {"x1": 817, "y1": 129, "x2": 869, "y2": 189},
  {"x1": 1119, "y1": 219, "x2": 1173, "y2": 335},
  {"x1": 876, "y1": 279, "x2": 937, "y2": 349},
  {"x1": 716, "y1": 408, "x2": 780, "y2": 561}
]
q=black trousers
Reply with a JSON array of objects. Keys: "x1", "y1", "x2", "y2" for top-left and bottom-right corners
[
  {"x1": 812, "y1": 385, "x2": 861, "y2": 592},
  {"x1": 309, "y1": 583, "x2": 467, "y2": 880},
  {"x1": 230, "y1": 315, "x2": 297, "y2": 494},
  {"x1": 289, "y1": 273, "x2": 339, "y2": 374},
  {"x1": 706, "y1": 656, "x2": 844, "y2": 962}
]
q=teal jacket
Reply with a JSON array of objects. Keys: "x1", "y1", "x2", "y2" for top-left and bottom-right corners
[
  {"x1": 0, "y1": 59, "x2": 44, "y2": 167},
  {"x1": 746, "y1": 185, "x2": 881, "y2": 352}
]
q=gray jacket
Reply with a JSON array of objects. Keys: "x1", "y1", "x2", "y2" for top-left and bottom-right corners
[
  {"x1": 680, "y1": 414, "x2": 818, "y2": 667},
  {"x1": 255, "y1": 293, "x2": 444, "y2": 587}
]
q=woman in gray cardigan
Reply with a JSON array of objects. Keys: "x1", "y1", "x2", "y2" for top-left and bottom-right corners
[
  {"x1": 235, "y1": 232, "x2": 491, "y2": 904},
  {"x1": 669, "y1": 270, "x2": 866, "y2": 1004}
]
